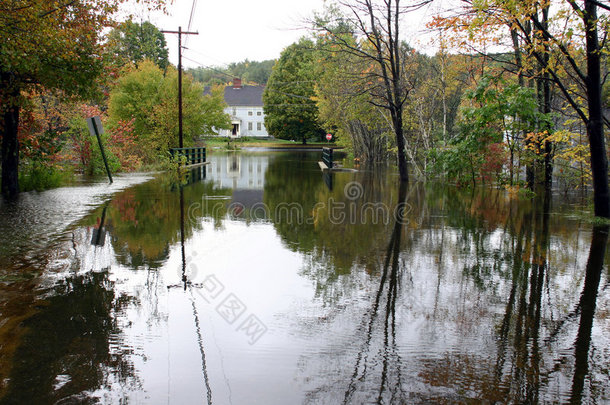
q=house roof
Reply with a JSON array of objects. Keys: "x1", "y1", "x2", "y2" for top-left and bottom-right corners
[{"x1": 223, "y1": 85, "x2": 265, "y2": 107}]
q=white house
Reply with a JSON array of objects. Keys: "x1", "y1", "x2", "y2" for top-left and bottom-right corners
[{"x1": 217, "y1": 78, "x2": 269, "y2": 138}]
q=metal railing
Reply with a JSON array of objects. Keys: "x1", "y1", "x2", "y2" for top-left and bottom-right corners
[
  {"x1": 322, "y1": 147, "x2": 333, "y2": 169},
  {"x1": 170, "y1": 147, "x2": 206, "y2": 166}
]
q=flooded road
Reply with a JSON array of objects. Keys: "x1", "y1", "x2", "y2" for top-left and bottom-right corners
[{"x1": 0, "y1": 152, "x2": 608, "y2": 404}]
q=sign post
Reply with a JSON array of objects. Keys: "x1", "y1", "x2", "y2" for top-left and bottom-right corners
[
  {"x1": 87, "y1": 116, "x2": 113, "y2": 183},
  {"x1": 326, "y1": 133, "x2": 332, "y2": 143},
  {"x1": 91, "y1": 203, "x2": 108, "y2": 246}
]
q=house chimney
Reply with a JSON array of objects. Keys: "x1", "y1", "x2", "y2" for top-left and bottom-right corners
[{"x1": 233, "y1": 78, "x2": 242, "y2": 89}]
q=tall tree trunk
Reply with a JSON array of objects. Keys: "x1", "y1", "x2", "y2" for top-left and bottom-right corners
[
  {"x1": 584, "y1": 0, "x2": 610, "y2": 218},
  {"x1": 1, "y1": 73, "x2": 20, "y2": 199},
  {"x1": 510, "y1": 28, "x2": 524, "y2": 87},
  {"x1": 539, "y1": 69, "x2": 554, "y2": 191},
  {"x1": 540, "y1": 4, "x2": 554, "y2": 192},
  {"x1": 393, "y1": 110, "x2": 408, "y2": 182},
  {"x1": 513, "y1": 20, "x2": 537, "y2": 190},
  {"x1": 526, "y1": 161, "x2": 536, "y2": 190}
]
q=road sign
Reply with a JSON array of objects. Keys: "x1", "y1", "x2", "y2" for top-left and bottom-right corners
[
  {"x1": 86, "y1": 116, "x2": 103, "y2": 136},
  {"x1": 86, "y1": 116, "x2": 113, "y2": 183},
  {"x1": 326, "y1": 133, "x2": 332, "y2": 141}
]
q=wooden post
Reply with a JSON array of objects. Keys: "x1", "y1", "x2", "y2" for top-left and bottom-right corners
[{"x1": 161, "y1": 27, "x2": 198, "y2": 150}]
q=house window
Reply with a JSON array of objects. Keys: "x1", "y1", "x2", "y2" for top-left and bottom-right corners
[
  {"x1": 257, "y1": 122, "x2": 262, "y2": 131},
  {"x1": 257, "y1": 111, "x2": 262, "y2": 116},
  {"x1": 248, "y1": 122, "x2": 253, "y2": 131},
  {"x1": 248, "y1": 111, "x2": 253, "y2": 116},
  {"x1": 232, "y1": 108, "x2": 236, "y2": 116}
]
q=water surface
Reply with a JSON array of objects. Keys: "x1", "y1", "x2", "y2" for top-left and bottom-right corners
[{"x1": 0, "y1": 152, "x2": 608, "y2": 404}]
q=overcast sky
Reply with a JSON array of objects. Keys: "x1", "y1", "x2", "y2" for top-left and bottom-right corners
[
  {"x1": 136, "y1": 0, "x2": 325, "y2": 68},
  {"x1": 135, "y1": 0, "x2": 443, "y2": 69}
]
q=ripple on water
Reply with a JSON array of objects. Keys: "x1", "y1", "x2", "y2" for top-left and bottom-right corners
[{"x1": 0, "y1": 173, "x2": 154, "y2": 269}]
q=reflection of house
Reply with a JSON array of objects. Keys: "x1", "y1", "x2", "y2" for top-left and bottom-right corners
[
  {"x1": 218, "y1": 78, "x2": 269, "y2": 138},
  {"x1": 206, "y1": 154, "x2": 269, "y2": 211},
  {"x1": 206, "y1": 154, "x2": 268, "y2": 190}
]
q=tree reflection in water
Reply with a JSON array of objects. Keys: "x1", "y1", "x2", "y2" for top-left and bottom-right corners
[
  {"x1": 298, "y1": 177, "x2": 608, "y2": 403},
  {"x1": 0, "y1": 271, "x2": 137, "y2": 404},
  {"x1": 343, "y1": 181, "x2": 409, "y2": 404},
  {"x1": 570, "y1": 224, "x2": 609, "y2": 403},
  {"x1": 1, "y1": 153, "x2": 608, "y2": 403},
  {"x1": 490, "y1": 191, "x2": 551, "y2": 402}
]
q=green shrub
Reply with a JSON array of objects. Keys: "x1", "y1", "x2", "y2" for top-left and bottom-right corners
[
  {"x1": 89, "y1": 135, "x2": 121, "y2": 176},
  {"x1": 19, "y1": 163, "x2": 74, "y2": 192}
]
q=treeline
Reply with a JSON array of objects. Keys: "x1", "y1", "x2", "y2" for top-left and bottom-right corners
[
  {"x1": 1, "y1": 13, "x2": 229, "y2": 194},
  {"x1": 261, "y1": 1, "x2": 609, "y2": 217},
  {"x1": 186, "y1": 60, "x2": 275, "y2": 86},
  {"x1": 264, "y1": 37, "x2": 588, "y2": 189},
  {"x1": 2, "y1": 0, "x2": 608, "y2": 217}
]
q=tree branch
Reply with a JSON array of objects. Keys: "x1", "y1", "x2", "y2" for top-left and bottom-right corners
[{"x1": 39, "y1": 0, "x2": 78, "y2": 18}]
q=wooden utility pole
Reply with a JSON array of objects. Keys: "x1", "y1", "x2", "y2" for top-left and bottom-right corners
[{"x1": 161, "y1": 27, "x2": 198, "y2": 148}]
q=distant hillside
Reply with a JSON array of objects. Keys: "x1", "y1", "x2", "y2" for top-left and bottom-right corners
[{"x1": 187, "y1": 59, "x2": 275, "y2": 86}]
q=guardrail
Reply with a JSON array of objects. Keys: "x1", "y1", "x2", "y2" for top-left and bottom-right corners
[
  {"x1": 322, "y1": 147, "x2": 333, "y2": 169},
  {"x1": 170, "y1": 147, "x2": 206, "y2": 166}
]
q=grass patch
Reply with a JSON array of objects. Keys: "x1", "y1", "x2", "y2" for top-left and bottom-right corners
[
  {"x1": 590, "y1": 216, "x2": 610, "y2": 226},
  {"x1": 19, "y1": 164, "x2": 74, "y2": 192},
  {"x1": 201, "y1": 136, "x2": 291, "y2": 145},
  {"x1": 567, "y1": 209, "x2": 610, "y2": 226}
]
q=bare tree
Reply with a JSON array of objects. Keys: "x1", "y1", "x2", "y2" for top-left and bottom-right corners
[{"x1": 313, "y1": 0, "x2": 433, "y2": 182}]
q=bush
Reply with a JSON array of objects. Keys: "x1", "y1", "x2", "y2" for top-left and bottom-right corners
[
  {"x1": 19, "y1": 163, "x2": 74, "y2": 192},
  {"x1": 89, "y1": 136, "x2": 122, "y2": 176}
]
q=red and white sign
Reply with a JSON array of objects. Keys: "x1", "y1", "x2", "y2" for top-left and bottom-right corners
[{"x1": 326, "y1": 133, "x2": 332, "y2": 141}]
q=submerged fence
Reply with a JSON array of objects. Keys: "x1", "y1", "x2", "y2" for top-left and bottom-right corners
[
  {"x1": 322, "y1": 147, "x2": 333, "y2": 169},
  {"x1": 170, "y1": 147, "x2": 207, "y2": 166}
]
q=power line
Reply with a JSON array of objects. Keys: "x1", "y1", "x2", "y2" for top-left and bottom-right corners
[
  {"x1": 181, "y1": 56, "x2": 235, "y2": 81},
  {"x1": 181, "y1": 55, "x2": 319, "y2": 106},
  {"x1": 182, "y1": 46, "x2": 230, "y2": 69},
  {"x1": 185, "y1": 0, "x2": 198, "y2": 46},
  {"x1": 264, "y1": 87, "x2": 316, "y2": 101}
]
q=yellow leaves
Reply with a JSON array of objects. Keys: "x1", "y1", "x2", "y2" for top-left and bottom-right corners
[
  {"x1": 525, "y1": 128, "x2": 593, "y2": 186},
  {"x1": 524, "y1": 131, "x2": 549, "y2": 154},
  {"x1": 551, "y1": 130, "x2": 591, "y2": 165},
  {"x1": 504, "y1": 184, "x2": 520, "y2": 199}
]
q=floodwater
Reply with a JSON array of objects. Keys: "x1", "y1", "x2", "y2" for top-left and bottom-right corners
[{"x1": 0, "y1": 151, "x2": 608, "y2": 404}]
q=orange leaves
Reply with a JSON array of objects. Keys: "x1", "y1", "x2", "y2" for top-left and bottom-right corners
[
  {"x1": 80, "y1": 104, "x2": 102, "y2": 119},
  {"x1": 427, "y1": 9, "x2": 507, "y2": 53},
  {"x1": 1, "y1": 0, "x2": 167, "y2": 102},
  {"x1": 17, "y1": 89, "x2": 70, "y2": 164},
  {"x1": 108, "y1": 118, "x2": 142, "y2": 171},
  {"x1": 524, "y1": 130, "x2": 550, "y2": 154}
]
